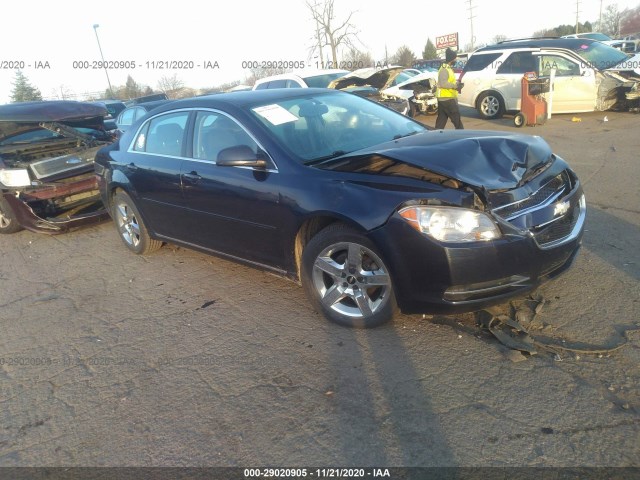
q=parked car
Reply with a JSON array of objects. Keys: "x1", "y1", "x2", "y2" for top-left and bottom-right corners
[
  {"x1": 0, "y1": 101, "x2": 113, "y2": 234},
  {"x1": 383, "y1": 71, "x2": 439, "y2": 116},
  {"x1": 115, "y1": 100, "x2": 171, "y2": 133},
  {"x1": 328, "y1": 67, "x2": 411, "y2": 115},
  {"x1": 95, "y1": 89, "x2": 585, "y2": 328},
  {"x1": 458, "y1": 38, "x2": 640, "y2": 119},
  {"x1": 561, "y1": 32, "x2": 636, "y2": 53},
  {"x1": 252, "y1": 70, "x2": 349, "y2": 90},
  {"x1": 91, "y1": 100, "x2": 127, "y2": 134},
  {"x1": 124, "y1": 93, "x2": 169, "y2": 106}
]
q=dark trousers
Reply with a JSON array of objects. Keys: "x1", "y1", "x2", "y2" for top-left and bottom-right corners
[{"x1": 435, "y1": 99, "x2": 464, "y2": 129}]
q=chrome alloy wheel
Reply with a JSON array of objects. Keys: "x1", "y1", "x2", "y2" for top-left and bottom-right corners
[
  {"x1": 311, "y1": 241, "x2": 392, "y2": 319},
  {"x1": 0, "y1": 209, "x2": 10, "y2": 229},
  {"x1": 115, "y1": 201, "x2": 141, "y2": 248},
  {"x1": 480, "y1": 94, "x2": 501, "y2": 118}
]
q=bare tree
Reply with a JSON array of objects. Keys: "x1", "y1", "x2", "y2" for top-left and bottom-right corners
[
  {"x1": 50, "y1": 84, "x2": 74, "y2": 100},
  {"x1": 341, "y1": 47, "x2": 374, "y2": 70},
  {"x1": 157, "y1": 74, "x2": 185, "y2": 99},
  {"x1": 492, "y1": 34, "x2": 507, "y2": 44},
  {"x1": 390, "y1": 45, "x2": 417, "y2": 68},
  {"x1": 600, "y1": 5, "x2": 621, "y2": 37},
  {"x1": 306, "y1": 0, "x2": 360, "y2": 65}
]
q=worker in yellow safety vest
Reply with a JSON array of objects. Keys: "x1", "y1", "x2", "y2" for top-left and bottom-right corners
[{"x1": 435, "y1": 48, "x2": 464, "y2": 130}]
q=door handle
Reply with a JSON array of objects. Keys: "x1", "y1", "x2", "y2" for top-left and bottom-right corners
[{"x1": 182, "y1": 172, "x2": 202, "y2": 185}]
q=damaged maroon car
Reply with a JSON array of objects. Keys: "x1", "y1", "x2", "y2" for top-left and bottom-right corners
[{"x1": 0, "y1": 101, "x2": 113, "y2": 234}]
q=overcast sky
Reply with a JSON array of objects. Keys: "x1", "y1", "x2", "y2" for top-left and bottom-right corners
[{"x1": 1, "y1": 0, "x2": 638, "y2": 103}]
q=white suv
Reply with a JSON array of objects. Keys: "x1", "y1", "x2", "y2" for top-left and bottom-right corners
[
  {"x1": 252, "y1": 70, "x2": 349, "y2": 90},
  {"x1": 458, "y1": 38, "x2": 640, "y2": 119}
]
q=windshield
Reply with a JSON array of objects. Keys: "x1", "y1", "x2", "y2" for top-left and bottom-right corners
[
  {"x1": 579, "y1": 33, "x2": 610, "y2": 41},
  {"x1": 568, "y1": 41, "x2": 629, "y2": 70},
  {"x1": 249, "y1": 91, "x2": 426, "y2": 163}
]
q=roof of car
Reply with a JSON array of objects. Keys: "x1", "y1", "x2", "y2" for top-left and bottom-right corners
[
  {"x1": 0, "y1": 100, "x2": 108, "y2": 122},
  {"x1": 474, "y1": 37, "x2": 598, "y2": 52},
  {"x1": 149, "y1": 88, "x2": 342, "y2": 112}
]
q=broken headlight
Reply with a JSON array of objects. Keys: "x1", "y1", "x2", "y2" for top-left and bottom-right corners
[
  {"x1": 399, "y1": 206, "x2": 501, "y2": 242},
  {"x1": 0, "y1": 168, "x2": 31, "y2": 187}
]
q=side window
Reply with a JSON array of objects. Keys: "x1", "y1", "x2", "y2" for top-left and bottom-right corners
[
  {"x1": 118, "y1": 108, "x2": 135, "y2": 127},
  {"x1": 133, "y1": 107, "x2": 147, "y2": 121},
  {"x1": 463, "y1": 53, "x2": 502, "y2": 72},
  {"x1": 496, "y1": 52, "x2": 535, "y2": 74},
  {"x1": 268, "y1": 79, "x2": 287, "y2": 89},
  {"x1": 286, "y1": 80, "x2": 303, "y2": 88},
  {"x1": 193, "y1": 111, "x2": 258, "y2": 162},
  {"x1": 134, "y1": 112, "x2": 189, "y2": 156},
  {"x1": 538, "y1": 56, "x2": 580, "y2": 77},
  {"x1": 254, "y1": 81, "x2": 269, "y2": 90}
]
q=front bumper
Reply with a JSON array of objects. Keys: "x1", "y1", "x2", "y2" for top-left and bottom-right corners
[
  {"x1": 2, "y1": 175, "x2": 109, "y2": 234},
  {"x1": 370, "y1": 184, "x2": 585, "y2": 314}
]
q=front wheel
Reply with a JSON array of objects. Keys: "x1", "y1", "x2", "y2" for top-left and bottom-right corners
[
  {"x1": 477, "y1": 91, "x2": 505, "y2": 119},
  {"x1": 112, "y1": 190, "x2": 162, "y2": 254},
  {"x1": 301, "y1": 224, "x2": 397, "y2": 328},
  {"x1": 0, "y1": 196, "x2": 23, "y2": 234}
]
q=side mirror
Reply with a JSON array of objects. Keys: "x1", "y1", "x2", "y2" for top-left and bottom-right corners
[{"x1": 217, "y1": 145, "x2": 267, "y2": 169}]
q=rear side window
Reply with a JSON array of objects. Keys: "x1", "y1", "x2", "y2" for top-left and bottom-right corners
[
  {"x1": 496, "y1": 52, "x2": 536, "y2": 74},
  {"x1": 254, "y1": 82, "x2": 269, "y2": 90},
  {"x1": 463, "y1": 53, "x2": 502, "y2": 72},
  {"x1": 134, "y1": 112, "x2": 189, "y2": 156}
]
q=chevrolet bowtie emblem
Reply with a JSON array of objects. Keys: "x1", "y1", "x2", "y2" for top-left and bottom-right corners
[{"x1": 554, "y1": 201, "x2": 570, "y2": 217}]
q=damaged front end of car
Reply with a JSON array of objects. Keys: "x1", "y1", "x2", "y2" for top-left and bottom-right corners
[
  {"x1": 321, "y1": 131, "x2": 586, "y2": 313},
  {"x1": 327, "y1": 67, "x2": 412, "y2": 115},
  {"x1": 0, "y1": 101, "x2": 114, "y2": 234}
]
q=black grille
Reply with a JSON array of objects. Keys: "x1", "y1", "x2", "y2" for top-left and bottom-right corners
[
  {"x1": 532, "y1": 203, "x2": 580, "y2": 246},
  {"x1": 493, "y1": 172, "x2": 568, "y2": 219}
]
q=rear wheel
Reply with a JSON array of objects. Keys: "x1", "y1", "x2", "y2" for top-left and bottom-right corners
[
  {"x1": 0, "y1": 196, "x2": 23, "y2": 234},
  {"x1": 112, "y1": 190, "x2": 162, "y2": 254},
  {"x1": 477, "y1": 91, "x2": 505, "y2": 119},
  {"x1": 301, "y1": 224, "x2": 397, "y2": 328}
]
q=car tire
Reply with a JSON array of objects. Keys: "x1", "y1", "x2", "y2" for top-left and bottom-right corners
[
  {"x1": 301, "y1": 223, "x2": 397, "y2": 328},
  {"x1": 112, "y1": 190, "x2": 162, "y2": 255},
  {"x1": 426, "y1": 103, "x2": 438, "y2": 115},
  {"x1": 514, "y1": 112, "x2": 526, "y2": 127},
  {"x1": 0, "y1": 196, "x2": 23, "y2": 234},
  {"x1": 408, "y1": 99, "x2": 418, "y2": 118},
  {"x1": 477, "y1": 91, "x2": 505, "y2": 119}
]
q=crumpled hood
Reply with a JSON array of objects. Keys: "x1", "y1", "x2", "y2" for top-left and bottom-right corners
[
  {"x1": 328, "y1": 67, "x2": 405, "y2": 90},
  {"x1": 327, "y1": 130, "x2": 554, "y2": 190},
  {"x1": 0, "y1": 101, "x2": 107, "y2": 140}
]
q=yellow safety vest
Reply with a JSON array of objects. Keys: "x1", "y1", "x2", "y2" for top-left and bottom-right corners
[{"x1": 437, "y1": 64, "x2": 457, "y2": 99}]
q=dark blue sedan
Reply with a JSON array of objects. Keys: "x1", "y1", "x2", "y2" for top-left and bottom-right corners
[{"x1": 95, "y1": 89, "x2": 585, "y2": 327}]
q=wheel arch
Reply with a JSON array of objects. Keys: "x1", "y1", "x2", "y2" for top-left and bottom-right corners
[{"x1": 292, "y1": 215, "x2": 369, "y2": 282}]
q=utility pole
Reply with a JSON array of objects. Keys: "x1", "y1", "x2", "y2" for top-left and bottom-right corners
[
  {"x1": 466, "y1": 0, "x2": 476, "y2": 50},
  {"x1": 575, "y1": 0, "x2": 581, "y2": 33},
  {"x1": 598, "y1": 0, "x2": 603, "y2": 31}
]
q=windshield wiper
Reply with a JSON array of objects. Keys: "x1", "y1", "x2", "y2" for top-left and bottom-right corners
[
  {"x1": 393, "y1": 130, "x2": 419, "y2": 140},
  {"x1": 305, "y1": 150, "x2": 348, "y2": 166}
]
